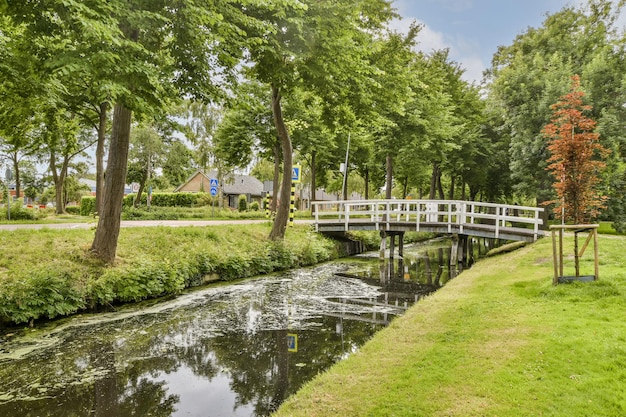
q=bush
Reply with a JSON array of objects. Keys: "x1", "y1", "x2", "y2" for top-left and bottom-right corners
[
  {"x1": 250, "y1": 201, "x2": 260, "y2": 211},
  {"x1": 80, "y1": 196, "x2": 96, "y2": 216},
  {"x1": 1, "y1": 206, "x2": 41, "y2": 220},
  {"x1": 65, "y1": 206, "x2": 81, "y2": 215},
  {"x1": 238, "y1": 194, "x2": 248, "y2": 212}
]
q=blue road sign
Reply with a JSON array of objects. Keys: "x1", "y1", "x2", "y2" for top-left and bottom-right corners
[
  {"x1": 210, "y1": 186, "x2": 218, "y2": 197},
  {"x1": 210, "y1": 178, "x2": 219, "y2": 187},
  {"x1": 291, "y1": 165, "x2": 301, "y2": 183},
  {"x1": 287, "y1": 333, "x2": 298, "y2": 352}
]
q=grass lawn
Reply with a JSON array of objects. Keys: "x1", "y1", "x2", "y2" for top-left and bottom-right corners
[
  {"x1": 0, "y1": 223, "x2": 340, "y2": 325},
  {"x1": 274, "y1": 233, "x2": 626, "y2": 417}
]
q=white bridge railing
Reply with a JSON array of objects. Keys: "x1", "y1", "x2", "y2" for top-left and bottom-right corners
[{"x1": 312, "y1": 199, "x2": 544, "y2": 241}]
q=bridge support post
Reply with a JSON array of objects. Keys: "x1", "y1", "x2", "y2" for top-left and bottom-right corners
[
  {"x1": 379, "y1": 231, "x2": 404, "y2": 261},
  {"x1": 450, "y1": 235, "x2": 459, "y2": 266},
  {"x1": 379, "y1": 231, "x2": 387, "y2": 260}
]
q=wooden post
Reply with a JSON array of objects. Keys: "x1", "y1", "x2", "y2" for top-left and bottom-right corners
[
  {"x1": 398, "y1": 232, "x2": 404, "y2": 259},
  {"x1": 389, "y1": 233, "x2": 396, "y2": 260},
  {"x1": 574, "y1": 231, "x2": 580, "y2": 277},
  {"x1": 593, "y1": 228, "x2": 599, "y2": 280},
  {"x1": 549, "y1": 224, "x2": 599, "y2": 285},
  {"x1": 551, "y1": 228, "x2": 559, "y2": 286},
  {"x1": 450, "y1": 235, "x2": 459, "y2": 266},
  {"x1": 379, "y1": 231, "x2": 387, "y2": 260},
  {"x1": 558, "y1": 227, "x2": 564, "y2": 279}
]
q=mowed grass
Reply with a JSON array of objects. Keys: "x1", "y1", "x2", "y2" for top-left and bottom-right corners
[{"x1": 274, "y1": 233, "x2": 626, "y2": 417}]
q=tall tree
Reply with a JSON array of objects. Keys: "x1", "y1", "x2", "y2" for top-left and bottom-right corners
[
  {"x1": 6, "y1": 0, "x2": 264, "y2": 263},
  {"x1": 42, "y1": 109, "x2": 95, "y2": 214},
  {"x1": 244, "y1": 0, "x2": 395, "y2": 240},
  {"x1": 126, "y1": 124, "x2": 162, "y2": 207},
  {"x1": 543, "y1": 75, "x2": 609, "y2": 223},
  {"x1": 487, "y1": 0, "x2": 626, "y2": 208}
]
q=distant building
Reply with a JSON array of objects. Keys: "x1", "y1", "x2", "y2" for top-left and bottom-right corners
[
  {"x1": 175, "y1": 170, "x2": 264, "y2": 208},
  {"x1": 299, "y1": 186, "x2": 364, "y2": 210}
]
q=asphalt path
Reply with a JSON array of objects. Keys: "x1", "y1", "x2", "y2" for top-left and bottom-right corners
[{"x1": 0, "y1": 219, "x2": 313, "y2": 231}]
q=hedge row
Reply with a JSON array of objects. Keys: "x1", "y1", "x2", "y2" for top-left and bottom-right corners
[{"x1": 80, "y1": 192, "x2": 211, "y2": 216}]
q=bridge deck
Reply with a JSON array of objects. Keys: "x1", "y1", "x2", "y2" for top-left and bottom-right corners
[{"x1": 312, "y1": 200, "x2": 545, "y2": 242}]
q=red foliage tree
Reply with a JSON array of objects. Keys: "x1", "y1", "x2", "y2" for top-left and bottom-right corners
[{"x1": 543, "y1": 75, "x2": 609, "y2": 224}]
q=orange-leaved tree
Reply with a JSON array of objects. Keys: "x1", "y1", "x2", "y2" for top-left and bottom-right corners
[{"x1": 542, "y1": 75, "x2": 609, "y2": 224}]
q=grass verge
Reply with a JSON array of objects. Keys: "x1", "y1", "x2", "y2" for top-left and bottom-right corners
[
  {"x1": 273, "y1": 233, "x2": 626, "y2": 417},
  {"x1": 0, "y1": 223, "x2": 341, "y2": 327}
]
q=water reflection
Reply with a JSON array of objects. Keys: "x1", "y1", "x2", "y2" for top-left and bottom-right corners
[{"x1": 0, "y1": 238, "x2": 484, "y2": 417}]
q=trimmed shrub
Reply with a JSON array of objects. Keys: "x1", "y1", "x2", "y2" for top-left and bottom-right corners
[
  {"x1": 238, "y1": 194, "x2": 248, "y2": 212},
  {"x1": 80, "y1": 196, "x2": 96, "y2": 216},
  {"x1": 123, "y1": 192, "x2": 207, "y2": 208}
]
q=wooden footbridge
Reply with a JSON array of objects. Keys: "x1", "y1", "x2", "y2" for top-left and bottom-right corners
[{"x1": 311, "y1": 200, "x2": 545, "y2": 253}]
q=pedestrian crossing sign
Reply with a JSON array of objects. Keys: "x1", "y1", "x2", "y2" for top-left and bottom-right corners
[{"x1": 291, "y1": 165, "x2": 301, "y2": 183}]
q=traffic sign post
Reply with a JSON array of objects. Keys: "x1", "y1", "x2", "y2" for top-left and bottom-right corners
[
  {"x1": 287, "y1": 333, "x2": 298, "y2": 352},
  {"x1": 291, "y1": 165, "x2": 301, "y2": 184},
  {"x1": 209, "y1": 178, "x2": 219, "y2": 217}
]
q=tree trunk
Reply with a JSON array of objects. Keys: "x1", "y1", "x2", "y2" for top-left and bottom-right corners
[
  {"x1": 90, "y1": 103, "x2": 133, "y2": 264},
  {"x1": 437, "y1": 168, "x2": 445, "y2": 200},
  {"x1": 402, "y1": 176, "x2": 408, "y2": 199},
  {"x1": 364, "y1": 168, "x2": 369, "y2": 200},
  {"x1": 449, "y1": 174, "x2": 456, "y2": 200},
  {"x1": 58, "y1": 161, "x2": 70, "y2": 214},
  {"x1": 49, "y1": 150, "x2": 68, "y2": 215},
  {"x1": 461, "y1": 178, "x2": 467, "y2": 200},
  {"x1": 385, "y1": 154, "x2": 393, "y2": 199},
  {"x1": 271, "y1": 139, "x2": 280, "y2": 213},
  {"x1": 311, "y1": 150, "x2": 317, "y2": 214},
  {"x1": 269, "y1": 86, "x2": 292, "y2": 241},
  {"x1": 95, "y1": 102, "x2": 108, "y2": 215},
  {"x1": 429, "y1": 162, "x2": 438, "y2": 199},
  {"x1": 134, "y1": 178, "x2": 146, "y2": 208}
]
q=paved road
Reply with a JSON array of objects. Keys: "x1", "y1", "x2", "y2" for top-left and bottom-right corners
[{"x1": 0, "y1": 219, "x2": 315, "y2": 231}]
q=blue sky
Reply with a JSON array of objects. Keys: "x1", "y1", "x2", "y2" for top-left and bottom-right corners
[{"x1": 390, "y1": 0, "x2": 585, "y2": 83}]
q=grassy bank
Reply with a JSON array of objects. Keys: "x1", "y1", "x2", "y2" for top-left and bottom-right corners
[
  {"x1": 274, "y1": 234, "x2": 626, "y2": 417},
  {"x1": 0, "y1": 223, "x2": 342, "y2": 326}
]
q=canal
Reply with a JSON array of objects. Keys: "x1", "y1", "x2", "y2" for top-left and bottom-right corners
[{"x1": 0, "y1": 238, "x2": 480, "y2": 416}]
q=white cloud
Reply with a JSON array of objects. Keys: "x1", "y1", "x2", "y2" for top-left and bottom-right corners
[
  {"x1": 389, "y1": 17, "x2": 486, "y2": 83},
  {"x1": 457, "y1": 55, "x2": 485, "y2": 84}
]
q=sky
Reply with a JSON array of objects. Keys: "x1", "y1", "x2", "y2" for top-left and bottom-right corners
[{"x1": 390, "y1": 0, "x2": 587, "y2": 83}]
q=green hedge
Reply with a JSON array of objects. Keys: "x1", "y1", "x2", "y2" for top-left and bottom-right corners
[
  {"x1": 80, "y1": 196, "x2": 97, "y2": 216},
  {"x1": 124, "y1": 192, "x2": 203, "y2": 208},
  {"x1": 80, "y1": 193, "x2": 209, "y2": 216}
]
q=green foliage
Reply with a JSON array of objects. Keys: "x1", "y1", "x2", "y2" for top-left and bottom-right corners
[
  {"x1": 80, "y1": 196, "x2": 96, "y2": 216},
  {"x1": 487, "y1": 2, "x2": 626, "y2": 206},
  {"x1": 0, "y1": 272, "x2": 85, "y2": 324},
  {"x1": 249, "y1": 201, "x2": 260, "y2": 211},
  {"x1": 119, "y1": 206, "x2": 267, "y2": 220},
  {"x1": 0, "y1": 225, "x2": 344, "y2": 325},
  {"x1": 124, "y1": 192, "x2": 203, "y2": 208},
  {"x1": 238, "y1": 194, "x2": 248, "y2": 212},
  {"x1": 1, "y1": 205, "x2": 43, "y2": 221},
  {"x1": 65, "y1": 206, "x2": 80, "y2": 215}
]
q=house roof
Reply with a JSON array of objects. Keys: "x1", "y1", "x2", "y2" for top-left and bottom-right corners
[{"x1": 175, "y1": 170, "x2": 264, "y2": 196}]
